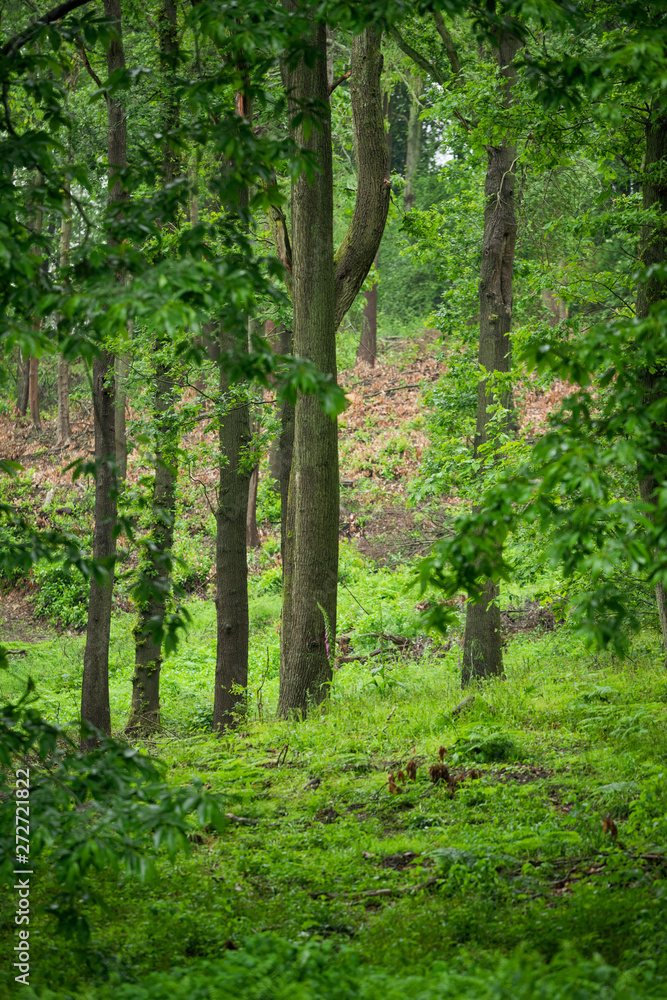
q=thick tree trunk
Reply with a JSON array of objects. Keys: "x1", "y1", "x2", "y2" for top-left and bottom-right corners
[
  {"x1": 213, "y1": 328, "x2": 252, "y2": 730},
  {"x1": 356, "y1": 253, "x2": 378, "y2": 366},
  {"x1": 128, "y1": 363, "x2": 177, "y2": 731},
  {"x1": 279, "y1": 21, "x2": 389, "y2": 716},
  {"x1": 56, "y1": 199, "x2": 72, "y2": 447},
  {"x1": 80, "y1": 0, "x2": 126, "y2": 736},
  {"x1": 636, "y1": 108, "x2": 667, "y2": 666},
  {"x1": 461, "y1": 28, "x2": 520, "y2": 688},
  {"x1": 279, "y1": 16, "x2": 337, "y2": 716}
]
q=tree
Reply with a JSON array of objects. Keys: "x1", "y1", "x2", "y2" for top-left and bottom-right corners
[
  {"x1": 279, "y1": 19, "x2": 390, "y2": 715},
  {"x1": 461, "y1": 21, "x2": 521, "y2": 686},
  {"x1": 80, "y1": 0, "x2": 126, "y2": 735},
  {"x1": 636, "y1": 105, "x2": 667, "y2": 665}
]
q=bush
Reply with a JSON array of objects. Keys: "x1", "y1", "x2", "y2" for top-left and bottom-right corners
[
  {"x1": 31, "y1": 561, "x2": 88, "y2": 629},
  {"x1": 25, "y1": 934, "x2": 666, "y2": 999}
]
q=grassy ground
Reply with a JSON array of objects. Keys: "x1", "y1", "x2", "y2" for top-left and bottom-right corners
[
  {"x1": 2, "y1": 333, "x2": 667, "y2": 997},
  {"x1": 2, "y1": 598, "x2": 667, "y2": 997}
]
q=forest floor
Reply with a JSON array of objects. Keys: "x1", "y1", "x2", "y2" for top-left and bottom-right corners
[{"x1": 1, "y1": 333, "x2": 662, "y2": 999}]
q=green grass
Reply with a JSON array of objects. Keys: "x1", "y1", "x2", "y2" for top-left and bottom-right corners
[{"x1": 2, "y1": 592, "x2": 667, "y2": 998}]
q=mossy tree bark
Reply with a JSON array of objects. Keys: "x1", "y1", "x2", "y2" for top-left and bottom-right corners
[
  {"x1": 279, "y1": 21, "x2": 390, "y2": 716},
  {"x1": 461, "y1": 26, "x2": 520, "y2": 687},
  {"x1": 81, "y1": 0, "x2": 126, "y2": 735},
  {"x1": 636, "y1": 107, "x2": 667, "y2": 666},
  {"x1": 127, "y1": 0, "x2": 180, "y2": 732}
]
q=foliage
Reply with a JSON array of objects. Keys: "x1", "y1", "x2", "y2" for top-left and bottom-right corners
[{"x1": 0, "y1": 681, "x2": 226, "y2": 943}]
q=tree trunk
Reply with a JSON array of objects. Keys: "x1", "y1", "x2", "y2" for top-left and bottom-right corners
[
  {"x1": 279, "y1": 15, "x2": 337, "y2": 716},
  {"x1": 279, "y1": 20, "x2": 389, "y2": 716},
  {"x1": 115, "y1": 354, "x2": 128, "y2": 480},
  {"x1": 461, "y1": 27, "x2": 520, "y2": 688},
  {"x1": 403, "y1": 75, "x2": 422, "y2": 211},
  {"x1": 246, "y1": 465, "x2": 260, "y2": 548},
  {"x1": 127, "y1": 0, "x2": 180, "y2": 730},
  {"x1": 80, "y1": 351, "x2": 116, "y2": 734},
  {"x1": 56, "y1": 199, "x2": 72, "y2": 447},
  {"x1": 27, "y1": 186, "x2": 43, "y2": 432},
  {"x1": 28, "y1": 357, "x2": 40, "y2": 431},
  {"x1": 128, "y1": 363, "x2": 177, "y2": 731},
  {"x1": 80, "y1": 0, "x2": 127, "y2": 736},
  {"x1": 213, "y1": 327, "x2": 252, "y2": 730},
  {"x1": 636, "y1": 108, "x2": 667, "y2": 666},
  {"x1": 356, "y1": 253, "x2": 378, "y2": 366},
  {"x1": 16, "y1": 352, "x2": 29, "y2": 417}
]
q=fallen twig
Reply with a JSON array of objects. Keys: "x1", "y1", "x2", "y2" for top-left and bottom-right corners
[
  {"x1": 451, "y1": 695, "x2": 475, "y2": 716},
  {"x1": 310, "y1": 876, "x2": 441, "y2": 901}
]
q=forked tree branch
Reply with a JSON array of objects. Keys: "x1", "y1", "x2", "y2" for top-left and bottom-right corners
[{"x1": 333, "y1": 25, "x2": 390, "y2": 328}]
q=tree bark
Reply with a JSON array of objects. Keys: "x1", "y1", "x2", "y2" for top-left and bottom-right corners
[
  {"x1": 246, "y1": 465, "x2": 260, "y2": 548},
  {"x1": 127, "y1": 0, "x2": 180, "y2": 731},
  {"x1": 462, "y1": 27, "x2": 521, "y2": 687},
  {"x1": 128, "y1": 363, "x2": 177, "y2": 731},
  {"x1": 16, "y1": 353, "x2": 29, "y2": 417},
  {"x1": 27, "y1": 184, "x2": 43, "y2": 432},
  {"x1": 114, "y1": 354, "x2": 128, "y2": 480},
  {"x1": 56, "y1": 198, "x2": 72, "y2": 447},
  {"x1": 213, "y1": 56, "x2": 254, "y2": 730},
  {"x1": 333, "y1": 26, "x2": 391, "y2": 328},
  {"x1": 213, "y1": 327, "x2": 252, "y2": 730},
  {"x1": 356, "y1": 253, "x2": 378, "y2": 366},
  {"x1": 403, "y1": 75, "x2": 422, "y2": 211},
  {"x1": 80, "y1": 351, "x2": 116, "y2": 734},
  {"x1": 80, "y1": 0, "x2": 126, "y2": 736},
  {"x1": 279, "y1": 20, "x2": 390, "y2": 716},
  {"x1": 636, "y1": 108, "x2": 667, "y2": 666},
  {"x1": 279, "y1": 15, "x2": 337, "y2": 716},
  {"x1": 28, "y1": 357, "x2": 40, "y2": 430}
]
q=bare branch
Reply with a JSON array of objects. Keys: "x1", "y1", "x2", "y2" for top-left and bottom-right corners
[{"x1": 328, "y1": 69, "x2": 350, "y2": 95}]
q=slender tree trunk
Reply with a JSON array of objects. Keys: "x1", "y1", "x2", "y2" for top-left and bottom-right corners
[
  {"x1": 356, "y1": 253, "x2": 378, "y2": 366},
  {"x1": 80, "y1": 351, "x2": 116, "y2": 734},
  {"x1": 81, "y1": 0, "x2": 126, "y2": 735},
  {"x1": 16, "y1": 352, "x2": 29, "y2": 417},
  {"x1": 636, "y1": 107, "x2": 667, "y2": 666},
  {"x1": 27, "y1": 186, "x2": 43, "y2": 431},
  {"x1": 115, "y1": 354, "x2": 128, "y2": 480},
  {"x1": 403, "y1": 76, "x2": 422, "y2": 211},
  {"x1": 213, "y1": 327, "x2": 252, "y2": 730},
  {"x1": 127, "y1": 0, "x2": 180, "y2": 730},
  {"x1": 56, "y1": 198, "x2": 72, "y2": 447},
  {"x1": 213, "y1": 64, "x2": 253, "y2": 730},
  {"x1": 246, "y1": 465, "x2": 260, "y2": 547},
  {"x1": 462, "y1": 27, "x2": 520, "y2": 687},
  {"x1": 279, "y1": 15, "x2": 337, "y2": 715},
  {"x1": 128, "y1": 363, "x2": 177, "y2": 730},
  {"x1": 28, "y1": 357, "x2": 40, "y2": 430}
]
